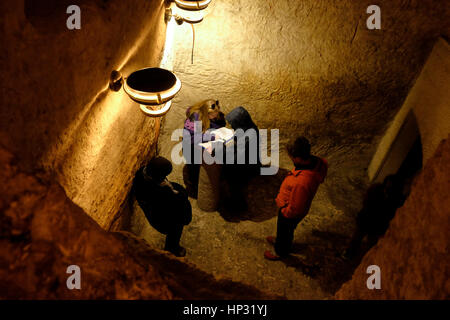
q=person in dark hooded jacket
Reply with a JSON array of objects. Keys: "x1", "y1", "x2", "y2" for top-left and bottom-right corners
[
  {"x1": 222, "y1": 106, "x2": 261, "y2": 210},
  {"x1": 225, "y1": 106, "x2": 261, "y2": 171},
  {"x1": 133, "y1": 156, "x2": 192, "y2": 257}
]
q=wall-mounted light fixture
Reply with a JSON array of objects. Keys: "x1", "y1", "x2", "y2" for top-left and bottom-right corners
[
  {"x1": 165, "y1": 0, "x2": 212, "y2": 24},
  {"x1": 165, "y1": 0, "x2": 213, "y2": 63},
  {"x1": 174, "y1": 0, "x2": 212, "y2": 11},
  {"x1": 165, "y1": 7, "x2": 203, "y2": 24},
  {"x1": 109, "y1": 67, "x2": 181, "y2": 117}
]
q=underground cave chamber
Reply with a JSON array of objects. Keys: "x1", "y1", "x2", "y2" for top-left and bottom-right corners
[{"x1": 0, "y1": 0, "x2": 449, "y2": 300}]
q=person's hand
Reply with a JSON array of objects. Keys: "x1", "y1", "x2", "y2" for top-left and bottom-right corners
[{"x1": 161, "y1": 180, "x2": 179, "y2": 194}]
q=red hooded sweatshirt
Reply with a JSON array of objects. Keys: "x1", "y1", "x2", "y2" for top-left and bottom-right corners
[{"x1": 276, "y1": 157, "x2": 328, "y2": 219}]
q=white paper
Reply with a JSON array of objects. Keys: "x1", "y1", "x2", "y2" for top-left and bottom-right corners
[{"x1": 198, "y1": 127, "x2": 235, "y2": 154}]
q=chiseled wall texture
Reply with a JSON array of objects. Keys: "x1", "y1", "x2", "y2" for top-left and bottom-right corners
[
  {"x1": 335, "y1": 136, "x2": 450, "y2": 300},
  {"x1": 160, "y1": 0, "x2": 449, "y2": 193},
  {"x1": 0, "y1": 0, "x2": 168, "y2": 229}
]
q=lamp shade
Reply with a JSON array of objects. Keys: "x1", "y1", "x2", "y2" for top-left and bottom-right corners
[
  {"x1": 123, "y1": 67, "x2": 181, "y2": 106},
  {"x1": 178, "y1": 9, "x2": 204, "y2": 24},
  {"x1": 174, "y1": 0, "x2": 212, "y2": 11}
]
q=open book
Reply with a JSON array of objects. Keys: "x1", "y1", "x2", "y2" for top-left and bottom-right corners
[{"x1": 198, "y1": 127, "x2": 235, "y2": 154}]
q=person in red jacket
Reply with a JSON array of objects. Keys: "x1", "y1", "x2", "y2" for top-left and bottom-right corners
[{"x1": 265, "y1": 136, "x2": 328, "y2": 260}]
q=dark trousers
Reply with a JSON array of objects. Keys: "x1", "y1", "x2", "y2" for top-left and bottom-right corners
[
  {"x1": 164, "y1": 224, "x2": 184, "y2": 252},
  {"x1": 274, "y1": 211, "x2": 302, "y2": 257},
  {"x1": 183, "y1": 164, "x2": 200, "y2": 197},
  {"x1": 183, "y1": 142, "x2": 201, "y2": 196}
]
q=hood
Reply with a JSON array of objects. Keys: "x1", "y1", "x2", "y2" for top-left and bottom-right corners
[{"x1": 225, "y1": 106, "x2": 257, "y2": 131}]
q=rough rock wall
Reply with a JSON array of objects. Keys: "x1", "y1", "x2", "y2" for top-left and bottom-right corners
[
  {"x1": 0, "y1": 139, "x2": 278, "y2": 299},
  {"x1": 0, "y1": 0, "x2": 168, "y2": 229},
  {"x1": 335, "y1": 136, "x2": 450, "y2": 300},
  {"x1": 0, "y1": 137, "x2": 172, "y2": 299},
  {"x1": 369, "y1": 38, "x2": 450, "y2": 181},
  {"x1": 160, "y1": 0, "x2": 449, "y2": 202}
]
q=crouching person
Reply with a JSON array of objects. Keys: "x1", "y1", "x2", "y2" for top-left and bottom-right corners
[
  {"x1": 265, "y1": 137, "x2": 328, "y2": 260},
  {"x1": 133, "y1": 156, "x2": 192, "y2": 257}
]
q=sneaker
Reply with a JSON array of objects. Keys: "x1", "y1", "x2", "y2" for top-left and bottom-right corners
[
  {"x1": 266, "y1": 236, "x2": 276, "y2": 246},
  {"x1": 264, "y1": 250, "x2": 281, "y2": 261}
]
